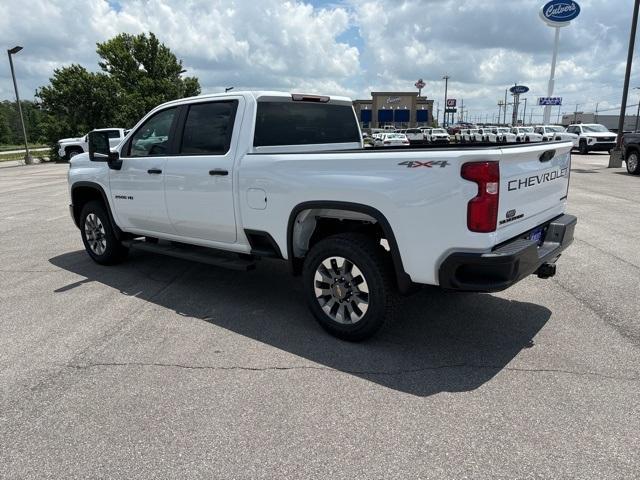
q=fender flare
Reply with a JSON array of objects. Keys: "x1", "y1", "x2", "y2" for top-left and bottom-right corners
[
  {"x1": 286, "y1": 201, "x2": 412, "y2": 293},
  {"x1": 70, "y1": 181, "x2": 124, "y2": 240}
]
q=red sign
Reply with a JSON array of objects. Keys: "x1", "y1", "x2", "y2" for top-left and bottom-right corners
[{"x1": 446, "y1": 99, "x2": 457, "y2": 107}]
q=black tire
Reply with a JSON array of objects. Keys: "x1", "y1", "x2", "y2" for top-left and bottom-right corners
[
  {"x1": 579, "y1": 140, "x2": 589, "y2": 155},
  {"x1": 65, "y1": 147, "x2": 83, "y2": 160},
  {"x1": 525, "y1": 136, "x2": 530, "y2": 143},
  {"x1": 79, "y1": 200, "x2": 128, "y2": 265},
  {"x1": 626, "y1": 151, "x2": 640, "y2": 175},
  {"x1": 302, "y1": 233, "x2": 397, "y2": 341}
]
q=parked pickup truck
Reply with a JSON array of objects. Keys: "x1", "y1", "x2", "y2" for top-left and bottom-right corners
[
  {"x1": 58, "y1": 128, "x2": 127, "y2": 160},
  {"x1": 68, "y1": 91, "x2": 576, "y2": 341},
  {"x1": 621, "y1": 131, "x2": 640, "y2": 175}
]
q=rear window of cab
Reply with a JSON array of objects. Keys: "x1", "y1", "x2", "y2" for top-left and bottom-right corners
[{"x1": 253, "y1": 101, "x2": 361, "y2": 147}]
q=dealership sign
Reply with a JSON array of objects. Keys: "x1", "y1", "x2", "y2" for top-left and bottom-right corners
[
  {"x1": 539, "y1": 0, "x2": 580, "y2": 26},
  {"x1": 414, "y1": 79, "x2": 426, "y2": 89},
  {"x1": 446, "y1": 99, "x2": 457, "y2": 107},
  {"x1": 538, "y1": 97, "x2": 563, "y2": 106},
  {"x1": 510, "y1": 85, "x2": 530, "y2": 95}
]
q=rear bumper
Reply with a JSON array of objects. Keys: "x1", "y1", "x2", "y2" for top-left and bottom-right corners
[{"x1": 438, "y1": 214, "x2": 577, "y2": 292}]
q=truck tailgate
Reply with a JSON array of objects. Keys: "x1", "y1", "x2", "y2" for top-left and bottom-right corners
[{"x1": 495, "y1": 142, "x2": 571, "y2": 239}]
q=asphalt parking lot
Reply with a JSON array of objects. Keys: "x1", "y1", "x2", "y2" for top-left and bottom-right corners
[{"x1": 1, "y1": 153, "x2": 639, "y2": 479}]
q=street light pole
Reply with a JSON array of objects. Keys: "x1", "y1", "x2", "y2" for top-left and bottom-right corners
[
  {"x1": 7, "y1": 46, "x2": 32, "y2": 165},
  {"x1": 610, "y1": 0, "x2": 640, "y2": 167},
  {"x1": 442, "y1": 74, "x2": 450, "y2": 128}
]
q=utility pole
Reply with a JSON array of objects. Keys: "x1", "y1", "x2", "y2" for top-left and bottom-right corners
[
  {"x1": 635, "y1": 88, "x2": 640, "y2": 131},
  {"x1": 7, "y1": 46, "x2": 32, "y2": 165},
  {"x1": 595, "y1": 102, "x2": 599, "y2": 123},
  {"x1": 442, "y1": 74, "x2": 450, "y2": 128},
  {"x1": 503, "y1": 89, "x2": 508, "y2": 125},
  {"x1": 530, "y1": 108, "x2": 534, "y2": 125},
  {"x1": 522, "y1": 98, "x2": 527, "y2": 125},
  {"x1": 611, "y1": 0, "x2": 640, "y2": 167},
  {"x1": 459, "y1": 98, "x2": 464, "y2": 123},
  {"x1": 573, "y1": 104, "x2": 581, "y2": 124}
]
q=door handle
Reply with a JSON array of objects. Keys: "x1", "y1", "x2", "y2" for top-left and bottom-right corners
[
  {"x1": 209, "y1": 169, "x2": 229, "y2": 176},
  {"x1": 147, "y1": 168, "x2": 162, "y2": 174}
]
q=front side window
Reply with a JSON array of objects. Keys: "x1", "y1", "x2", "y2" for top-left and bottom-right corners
[
  {"x1": 129, "y1": 108, "x2": 177, "y2": 157},
  {"x1": 254, "y1": 101, "x2": 360, "y2": 147},
  {"x1": 180, "y1": 101, "x2": 238, "y2": 155}
]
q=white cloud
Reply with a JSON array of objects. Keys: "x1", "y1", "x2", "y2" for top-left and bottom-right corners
[{"x1": 0, "y1": 0, "x2": 637, "y2": 122}]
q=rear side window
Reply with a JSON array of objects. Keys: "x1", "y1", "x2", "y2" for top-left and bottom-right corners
[
  {"x1": 180, "y1": 101, "x2": 238, "y2": 155},
  {"x1": 105, "y1": 130, "x2": 121, "y2": 139},
  {"x1": 253, "y1": 102, "x2": 360, "y2": 147}
]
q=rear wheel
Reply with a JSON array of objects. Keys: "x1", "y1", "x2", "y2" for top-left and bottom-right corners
[
  {"x1": 302, "y1": 234, "x2": 397, "y2": 341},
  {"x1": 627, "y1": 151, "x2": 640, "y2": 175},
  {"x1": 80, "y1": 201, "x2": 128, "y2": 265}
]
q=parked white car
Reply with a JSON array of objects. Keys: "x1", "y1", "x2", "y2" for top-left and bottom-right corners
[
  {"x1": 374, "y1": 132, "x2": 410, "y2": 147},
  {"x1": 68, "y1": 90, "x2": 576, "y2": 341},
  {"x1": 58, "y1": 128, "x2": 127, "y2": 160},
  {"x1": 566, "y1": 124, "x2": 618, "y2": 154},
  {"x1": 491, "y1": 127, "x2": 517, "y2": 143},
  {"x1": 423, "y1": 128, "x2": 450, "y2": 143},
  {"x1": 511, "y1": 127, "x2": 543, "y2": 143},
  {"x1": 534, "y1": 125, "x2": 578, "y2": 143},
  {"x1": 457, "y1": 128, "x2": 480, "y2": 143},
  {"x1": 403, "y1": 128, "x2": 426, "y2": 143}
]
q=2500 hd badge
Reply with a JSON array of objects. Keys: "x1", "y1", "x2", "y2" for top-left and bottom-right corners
[{"x1": 508, "y1": 167, "x2": 569, "y2": 191}]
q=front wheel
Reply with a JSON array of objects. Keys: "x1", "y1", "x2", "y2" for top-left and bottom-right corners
[
  {"x1": 627, "y1": 151, "x2": 640, "y2": 175},
  {"x1": 80, "y1": 201, "x2": 128, "y2": 265},
  {"x1": 579, "y1": 140, "x2": 589, "y2": 155},
  {"x1": 302, "y1": 234, "x2": 397, "y2": 341}
]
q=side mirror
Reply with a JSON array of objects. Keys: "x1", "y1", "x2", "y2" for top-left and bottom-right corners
[{"x1": 88, "y1": 131, "x2": 121, "y2": 169}]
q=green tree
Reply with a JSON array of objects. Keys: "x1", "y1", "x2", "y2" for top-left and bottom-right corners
[{"x1": 36, "y1": 32, "x2": 200, "y2": 155}]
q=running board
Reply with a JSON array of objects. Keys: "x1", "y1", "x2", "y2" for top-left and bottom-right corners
[{"x1": 122, "y1": 239, "x2": 256, "y2": 271}]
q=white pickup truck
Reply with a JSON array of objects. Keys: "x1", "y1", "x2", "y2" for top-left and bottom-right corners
[
  {"x1": 58, "y1": 128, "x2": 127, "y2": 160},
  {"x1": 68, "y1": 91, "x2": 576, "y2": 341}
]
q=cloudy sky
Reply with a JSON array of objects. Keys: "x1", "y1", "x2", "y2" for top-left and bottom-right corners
[{"x1": 0, "y1": 0, "x2": 637, "y2": 123}]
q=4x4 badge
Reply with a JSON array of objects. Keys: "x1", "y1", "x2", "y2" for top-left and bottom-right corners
[{"x1": 398, "y1": 160, "x2": 450, "y2": 168}]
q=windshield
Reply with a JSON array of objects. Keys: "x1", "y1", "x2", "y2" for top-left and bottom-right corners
[
  {"x1": 547, "y1": 126, "x2": 564, "y2": 132},
  {"x1": 521, "y1": 127, "x2": 534, "y2": 133},
  {"x1": 432, "y1": 129, "x2": 446, "y2": 134},
  {"x1": 497, "y1": 128, "x2": 510, "y2": 133},
  {"x1": 582, "y1": 124, "x2": 609, "y2": 133}
]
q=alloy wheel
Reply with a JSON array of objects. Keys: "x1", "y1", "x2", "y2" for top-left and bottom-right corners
[
  {"x1": 84, "y1": 213, "x2": 107, "y2": 255},
  {"x1": 313, "y1": 256, "x2": 369, "y2": 324}
]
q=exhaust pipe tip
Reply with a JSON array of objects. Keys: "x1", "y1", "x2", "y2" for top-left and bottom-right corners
[{"x1": 536, "y1": 263, "x2": 557, "y2": 279}]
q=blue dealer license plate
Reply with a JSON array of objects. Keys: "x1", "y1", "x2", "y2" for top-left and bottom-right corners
[{"x1": 529, "y1": 227, "x2": 545, "y2": 245}]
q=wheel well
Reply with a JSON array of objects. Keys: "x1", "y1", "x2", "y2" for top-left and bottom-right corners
[
  {"x1": 70, "y1": 184, "x2": 124, "y2": 239},
  {"x1": 66, "y1": 145, "x2": 83, "y2": 153},
  {"x1": 287, "y1": 203, "x2": 412, "y2": 293},
  {"x1": 71, "y1": 186, "x2": 104, "y2": 225}
]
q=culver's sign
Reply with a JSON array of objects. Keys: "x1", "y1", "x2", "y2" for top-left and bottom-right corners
[
  {"x1": 540, "y1": 0, "x2": 580, "y2": 26},
  {"x1": 386, "y1": 96, "x2": 402, "y2": 104}
]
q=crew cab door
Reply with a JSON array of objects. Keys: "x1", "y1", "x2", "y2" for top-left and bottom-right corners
[
  {"x1": 109, "y1": 107, "x2": 178, "y2": 233},
  {"x1": 163, "y1": 99, "x2": 241, "y2": 243}
]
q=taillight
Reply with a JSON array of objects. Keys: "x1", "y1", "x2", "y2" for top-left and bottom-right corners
[{"x1": 461, "y1": 161, "x2": 500, "y2": 233}]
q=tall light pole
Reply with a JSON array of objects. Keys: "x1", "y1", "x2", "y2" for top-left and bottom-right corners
[
  {"x1": 610, "y1": 0, "x2": 639, "y2": 167},
  {"x1": 7, "y1": 46, "x2": 32, "y2": 165},
  {"x1": 442, "y1": 74, "x2": 450, "y2": 128},
  {"x1": 634, "y1": 87, "x2": 640, "y2": 132}
]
